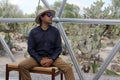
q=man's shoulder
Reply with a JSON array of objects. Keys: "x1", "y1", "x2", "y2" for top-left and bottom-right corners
[
  {"x1": 50, "y1": 25, "x2": 58, "y2": 31},
  {"x1": 31, "y1": 26, "x2": 39, "y2": 31},
  {"x1": 30, "y1": 26, "x2": 40, "y2": 34},
  {"x1": 33, "y1": 26, "x2": 40, "y2": 30}
]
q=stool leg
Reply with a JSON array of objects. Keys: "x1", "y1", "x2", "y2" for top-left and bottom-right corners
[
  {"x1": 6, "y1": 64, "x2": 9, "y2": 80},
  {"x1": 19, "y1": 71, "x2": 21, "y2": 80},
  {"x1": 52, "y1": 69, "x2": 55, "y2": 80},
  {"x1": 60, "y1": 73, "x2": 63, "y2": 80}
]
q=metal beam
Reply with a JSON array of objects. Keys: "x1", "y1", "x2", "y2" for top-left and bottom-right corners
[
  {"x1": 93, "y1": 40, "x2": 120, "y2": 80},
  {"x1": 41, "y1": 0, "x2": 51, "y2": 9},
  {"x1": 57, "y1": 0, "x2": 67, "y2": 17},
  {"x1": 57, "y1": 23, "x2": 85, "y2": 80},
  {"x1": 0, "y1": 18, "x2": 34, "y2": 23},
  {"x1": 57, "y1": 18, "x2": 120, "y2": 25},
  {"x1": 1, "y1": 18, "x2": 120, "y2": 25},
  {"x1": 0, "y1": 35, "x2": 15, "y2": 62}
]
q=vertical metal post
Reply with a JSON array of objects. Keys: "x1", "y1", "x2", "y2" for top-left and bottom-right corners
[
  {"x1": 93, "y1": 40, "x2": 120, "y2": 80},
  {"x1": 0, "y1": 35, "x2": 15, "y2": 62},
  {"x1": 41, "y1": 0, "x2": 84, "y2": 80}
]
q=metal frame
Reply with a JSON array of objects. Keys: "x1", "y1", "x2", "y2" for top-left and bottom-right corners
[
  {"x1": 93, "y1": 40, "x2": 120, "y2": 80},
  {"x1": 1, "y1": 18, "x2": 120, "y2": 25},
  {"x1": 0, "y1": 0, "x2": 120, "y2": 80},
  {"x1": 0, "y1": 34, "x2": 15, "y2": 62}
]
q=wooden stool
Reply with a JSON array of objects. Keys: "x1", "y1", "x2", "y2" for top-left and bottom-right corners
[{"x1": 6, "y1": 62, "x2": 63, "y2": 80}]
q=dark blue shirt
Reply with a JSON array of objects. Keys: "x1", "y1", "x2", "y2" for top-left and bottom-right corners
[{"x1": 28, "y1": 25, "x2": 62, "y2": 62}]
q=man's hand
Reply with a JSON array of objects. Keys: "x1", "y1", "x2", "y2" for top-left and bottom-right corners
[{"x1": 40, "y1": 57, "x2": 53, "y2": 67}]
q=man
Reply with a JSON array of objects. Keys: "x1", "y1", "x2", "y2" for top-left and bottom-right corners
[{"x1": 18, "y1": 8, "x2": 75, "y2": 80}]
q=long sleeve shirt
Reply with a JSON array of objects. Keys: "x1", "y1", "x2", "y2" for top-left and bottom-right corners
[{"x1": 28, "y1": 25, "x2": 62, "y2": 62}]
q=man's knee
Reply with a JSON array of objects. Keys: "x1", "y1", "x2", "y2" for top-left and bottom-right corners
[
  {"x1": 67, "y1": 65, "x2": 73, "y2": 71},
  {"x1": 18, "y1": 62, "x2": 27, "y2": 70},
  {"x1": 63, "y1": 64, "x2": 73, "y2": 72}
]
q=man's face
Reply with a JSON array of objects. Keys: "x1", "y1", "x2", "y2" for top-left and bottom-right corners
[{"x1": 40, "y1": 12, "x2": 53, "y2": 24}]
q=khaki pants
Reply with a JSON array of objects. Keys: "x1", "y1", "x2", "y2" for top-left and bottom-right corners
[{"x1": 18, "y1": 57, "x2": 75, "y2": 80}]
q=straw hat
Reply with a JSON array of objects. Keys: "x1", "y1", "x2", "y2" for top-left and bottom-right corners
[{"x1": 35, "y1": 8, "x2": 55, "y2": 24}]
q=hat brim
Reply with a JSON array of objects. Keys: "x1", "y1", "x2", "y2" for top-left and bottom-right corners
[{"x1": 35, "y1": 10, "x2": 55, "y2": 24}]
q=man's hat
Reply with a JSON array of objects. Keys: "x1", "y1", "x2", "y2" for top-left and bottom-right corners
[{"x1": 35, "y1": 8, "x2": 55, "y2": 24}]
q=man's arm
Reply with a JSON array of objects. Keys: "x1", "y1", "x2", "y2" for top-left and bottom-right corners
[
  {"x1": 28, "y1": 31, "x2": 42, "y2": 63},
  {"x1": 48, "y1": 31, "x2": 62, "y2": 60}
]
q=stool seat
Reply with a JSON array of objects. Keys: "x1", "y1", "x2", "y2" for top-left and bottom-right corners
[
  {"x1": 8, "y1": 62, "x2": 58, "y2": 72},
  {"x1": 6, "y1": 62, "x2": 63, "y2": 80},
  {"x1": 32, "y1": 67, "x2": 58, "y2": 72}
]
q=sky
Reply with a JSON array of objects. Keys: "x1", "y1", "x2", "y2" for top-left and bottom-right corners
[{"x1": 7, "y1": 0, "x2": 112, "y2": 14}]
